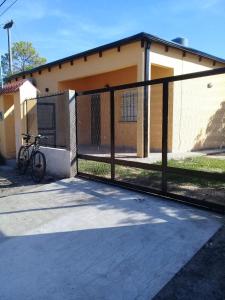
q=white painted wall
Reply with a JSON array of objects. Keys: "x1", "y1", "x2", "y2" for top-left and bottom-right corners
[
  {"x1": 40, "y1": 146, "x2": 71, "y2": 178},
  {"x1": 14, "y1": 81, "x2": 37, "y2": 156}
]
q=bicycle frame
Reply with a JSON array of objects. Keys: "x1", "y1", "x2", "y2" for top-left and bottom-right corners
[{"x1": 23, "y1": 137, "x2": 41, "y2": 162}]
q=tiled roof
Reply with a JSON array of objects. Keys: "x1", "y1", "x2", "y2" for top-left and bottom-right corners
[{"x1": 0, "y1": 79, "x2": 27, "y2": 95}]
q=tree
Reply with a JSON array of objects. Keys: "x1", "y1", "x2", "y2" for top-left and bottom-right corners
[{"x1": 1, "y1": 41, "x2": 47, "y2": 76}]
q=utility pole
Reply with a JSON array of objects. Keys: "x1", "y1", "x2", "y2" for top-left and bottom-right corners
[
  {"x1": 3, "y1": 20, "x2": 13, "y2": 74},
  {"x1": 0, "y1": 54, "x2": 3, "y2": 88}
]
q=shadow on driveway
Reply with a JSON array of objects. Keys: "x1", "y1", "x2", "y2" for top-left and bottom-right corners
[{"x1": 0, "y1": 178, "x2": 223, "y2": 300}]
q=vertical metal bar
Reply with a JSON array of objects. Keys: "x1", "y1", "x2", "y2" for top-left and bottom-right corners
[
  {"x1": 110, "y1": 90, "x2": 115, "y2": 180},
  {"x1": 162, "y1": 81, "x2": 169, "y2": 193},
  {"x1": 67, "y1": 90, "x2": 77, "y2": 177},
  {"x1": 52, "y1": 102, "x2": 56, "y2": 147},
  {"x1": 25, "y1": 99, "x2": 28, "y2": 135},
  {"x1": 75, "y1": 92, "x2": 79, "y2": 175},
  {"x1": 143, "y1": 41, "x2": 150, "y2": 157}
]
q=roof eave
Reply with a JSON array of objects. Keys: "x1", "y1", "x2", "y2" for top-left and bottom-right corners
[
  {"x1": 8, "y1": 32, "x2": 225, "y2": 80},
  {"x1": 8, "y1": 32, "x2": 147, "y2": 80}
]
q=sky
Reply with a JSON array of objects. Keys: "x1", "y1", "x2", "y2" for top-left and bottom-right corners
[{"x1": 0, "y1": 0, "x2": 225, "y2": 63}]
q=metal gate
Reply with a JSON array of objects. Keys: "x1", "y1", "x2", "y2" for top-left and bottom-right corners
[
  {"x1": 91, "y1": 94, "x2": 101, "y2": 145},
  {"x1": 24, "y1": 92, "x2": 68, "y2": 149},
  {"x1": 76, "y1": 67, "x2": 225, "y2": 213},
  {"x1": 37, "y1": 102, "x2": 56, "y2": 147}
]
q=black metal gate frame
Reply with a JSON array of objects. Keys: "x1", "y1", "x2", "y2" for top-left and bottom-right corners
[
  {"x1": 37, "y1": 102, "x2": 57, "y2": 148},
  {"x1": 76, "y1": 67, "x2": 225, "y2": 214},
  {"x1": 24, "y1": 92, "x2": 65, "y2": 148}
]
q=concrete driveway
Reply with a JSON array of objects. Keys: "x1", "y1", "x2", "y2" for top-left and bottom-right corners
[{"x1": 0, "y1": 178, "x2": 223, "y2": 300}]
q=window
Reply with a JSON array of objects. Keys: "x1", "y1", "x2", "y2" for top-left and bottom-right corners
[{"x1": 121, "y1": 90, "x2": 137, "y2": 122}]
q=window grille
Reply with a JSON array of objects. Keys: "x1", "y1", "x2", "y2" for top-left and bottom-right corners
[{"x1": 121, "y1": 90, "x2": 137, "y2": 122}]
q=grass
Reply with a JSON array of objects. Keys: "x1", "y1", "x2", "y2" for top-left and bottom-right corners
[
  {"x1": 78, "y1": 160, "x2": 111, "y2": 177},
  {"x1": 168, "y1": 156, "x2": 225, "y2": 173},
  {"x1": 78, "y1": 156, "x2": 225, "y2": 190}
]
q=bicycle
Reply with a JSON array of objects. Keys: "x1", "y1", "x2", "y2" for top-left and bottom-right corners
[{"x1": 17, "y1": 133, "x2": 47, "y2": 183}]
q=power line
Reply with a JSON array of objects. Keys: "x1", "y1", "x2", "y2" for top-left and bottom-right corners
[
  {"x1": 0, "y1": 0, "x2": 8, "y2": 8},
  {"x1": 0, "y1": 0, "x2": 18, "y2": 18}
]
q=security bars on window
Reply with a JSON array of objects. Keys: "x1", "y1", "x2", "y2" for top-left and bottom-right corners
[{"x1": 121, "y1": 90, "x2": 137, "y2": 122}]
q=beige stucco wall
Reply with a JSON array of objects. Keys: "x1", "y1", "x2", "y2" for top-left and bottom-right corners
[
  {"x1": 20, "y1": 42, "x2": 144, "y2": 93},
  {"x1": 74, "y1": 66, "x2": 138, "y2": 150},
  {"x1": 10, "y1": 40, "x2": 225, "y2": 155},
  {"x1": 0, "y1": 96, "x2": 6, "y2": 157},
  {"x1": 0, "y1": 94, "x2": 16, "y2": 158},
  {"x1": 114, "y1": 88, "x2": 138, "y2": 151},
  {"x1": 150, "y1": 65, "x2": 174, "y2": 152},
  {"x1": 12, "y1": 41, "x2": 145, "y2": 156},
  {"x1": 150, "y1": 42, "x2": 225, "y2": 152},
  {"x1": 173, "y1": 74, "x2": 225, "y2": 152},
  {"x1": 59, "y1": 65, "x2": 138, "y2": 91},
  {"x1": 3, "y1": 95, "x2": 16, "y2": 157}
]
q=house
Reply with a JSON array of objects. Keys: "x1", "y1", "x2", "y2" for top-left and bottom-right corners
[
  {"x1": 7, "y1": 32, "x2": 225, "y2": 158},
  {"x1": 0, "y1": 80, "x2": 37, "y2": 159}
]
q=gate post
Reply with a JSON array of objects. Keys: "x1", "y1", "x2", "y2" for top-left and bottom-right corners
[
  {"x1": 162, "y1": 81, "x2": 169, "y2": 193},
  {"x1": 110, "y1": 90, "x2": 115, "y2": 180},
  {"x1": 67, "y1": 90, "x2": 77, "y2": 177}
]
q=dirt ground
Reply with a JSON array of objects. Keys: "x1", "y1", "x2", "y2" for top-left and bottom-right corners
[{"x1": 1, "y1": 164, "x2": 225, "y2": 299}]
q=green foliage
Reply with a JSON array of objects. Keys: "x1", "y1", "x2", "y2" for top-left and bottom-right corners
[
  {"x1": 0, "y1": 152, "x2": 5, "y2": 165},
  {"x1": 168, "y1": 156, "x2": 225, "y2": 173},
  {"x1": 79, "y1": 160, "x2": 111, "y2": 176},
  {"x1": 78, "y1": 156, "x2": 225, "y2": 189},
  {"x1": 2, "y1": 41, "x2": 47, "y2": 76},
  {"x1": 1, "y1": 53, "x2": 9, "y2": 77}
]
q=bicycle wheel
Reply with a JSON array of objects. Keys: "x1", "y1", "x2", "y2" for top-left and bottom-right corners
[
  {"x1": 31, "y1": 151, "x2": 46, "y2": 183},
  {"x1": 17, "y1": 146, "x2": 29, "y2": 174}
]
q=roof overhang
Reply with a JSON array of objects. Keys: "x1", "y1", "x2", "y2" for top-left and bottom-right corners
[{"x1": 8, "y1": 32, "x2": 225, "y2": 80}]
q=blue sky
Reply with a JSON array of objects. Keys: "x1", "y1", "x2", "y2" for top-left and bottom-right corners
[{"x1": 0, "y1": 0, "x2": 225, "y2": 63}]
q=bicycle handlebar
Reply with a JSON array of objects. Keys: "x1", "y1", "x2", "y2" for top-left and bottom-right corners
[{"x1": 22, "y1": 133, "x2": 48, "y2": 140}]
